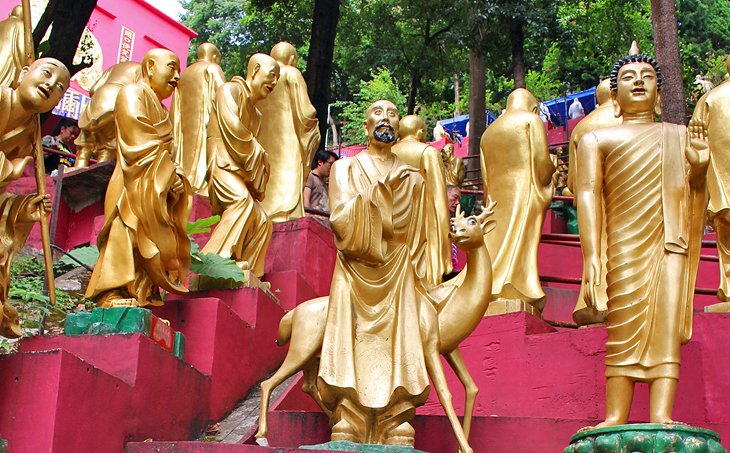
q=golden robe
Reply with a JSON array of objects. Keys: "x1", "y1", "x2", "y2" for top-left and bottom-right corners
[
  {"x1": 479, "y1": 109, "x2": 554, "y2": 306},
  {"x1": 568, "y1": 103, "x2": 622, "y2": 323},
  {"x1": 85, "y1": 82, "x2": 192, "y2": 305},
  {"x1": 258, "y1": 64, "x2": 320, "y2": 222},
  {"x1": 202, "y1": 77, "x2": 271, "y2": 277},
  {"x1": 443, "y1": 152, "x2": 465, "y2": 187},
  {"x1": 171, "y1": 59, "x2": 225, "y2": 194},
  {"x1": 0, "y1": 10, "x2": 24, "y2": 88},
  {"x1": 598, "y1": 123, "x2": 705, "y2": 379},
  {"x1": 392, "y1": 139, "x2": 452, "y2": 285},
  {"x1": 317, "y1": 152, "x2": 431, "y2": 432},
  {"x1": 694, "y1": 80, "x2": 730, "y2": 300},
  {"x1": 0, "y1": 86, "x2": 38, "y2": 337}
]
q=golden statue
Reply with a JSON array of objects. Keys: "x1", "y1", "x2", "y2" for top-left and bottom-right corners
[
  {"x1": 74, "y1": 61, "x2": 142, "y2": 168},
  {"x1": 0, "y1": 58, "x2": 70, "y2": 337},
  {"x1": 0, "y1": 6, "x2": 24, "y2": 88},
  {"x1": 392, "y1": 114, "x2": 452, "y2": 285},
  {"x1": 170, "y1": 42, "x2": 225, "y2": 195},
  {"x1": 85, "y1": 49, "x2": 191, "y2": 308},
  {"x1": 567, "y1": 79, "x2": 623, "y2": 326},
  {"x1": 256, "y1": 200, "x2": 497, "y2": 449},
  {"x1": 257, "y1": 42, "x2": 320, "y2": 222},
  {"x1": 694, "y1": 56, "x2": 730, "y2": 311},
  {"x1": 254, "y1": 100, "x2": 478, "y2": 452},
  {"x1": 577, "y1": 53, "x2": 708, "y2": 426},
  {"x1": 441, "y1": 142, "x2": 465, "y2": 187},
  {"x1": 201, "y1": 53, "x2": 279, "y2": 277},
  {"x1": 479, "y1": 88, "x2": 555, "y2": 315}
]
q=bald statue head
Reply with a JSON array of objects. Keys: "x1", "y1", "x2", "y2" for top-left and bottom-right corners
[
  {"x1": 398, "y1": 115, "x2": 426, "y2": 142},
  {"x1": 505, "y1": 88, "x2": 539, "y2": 114},
  {"x1": 141, "y1": 48, "x2": 180, "y2": 101},
  {"x1": 596, "y1": 78, "x2": 612, "y2": 106},
  {"x1": 364, "y1": 99, "x2": 399, "y2": 145},
  {"x1": 246, "y1": 53, "x2": 280, "y2": 104},
  {"x1": 10, "y1": 5, "x2": 22, "y2": 17},
  {"x1": 197, "y1": 42, "x2": 221, "y2": 65},
  {"x1": 17, "y1": 57, "x2": 70, "y2": 113},
  {"x1": 270, "y1": 42, "x2": 298, "y2": 67}
]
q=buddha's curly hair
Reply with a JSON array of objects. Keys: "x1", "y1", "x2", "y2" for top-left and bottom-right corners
[{"x1": 609, "y1": 54, "x2": 664, "y2": 92}]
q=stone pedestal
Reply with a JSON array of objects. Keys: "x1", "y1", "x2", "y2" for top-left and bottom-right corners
[{"x1": 565, "y1": 424, "x2": 727, "y2": 453}]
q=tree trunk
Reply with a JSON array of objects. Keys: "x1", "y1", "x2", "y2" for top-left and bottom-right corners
[
  {"x1": 468, "y1": 48, "x2": 486, "y2": 183},
  {"x1": 454, "y1": 73, "x2": 460, "y2": 116},
  {"x1": 305, "y1": 0, "x2": 340, "y2": 150},
  {"x1": 33, "y1": 0, "x2": 97, "y2": 78},
  {"x1": 509, "y1": 18, "x2": 526, "y2": 89},
  {"x1": 650, "y1": 0, "x2": 686, "y2": 124},
  {"x1": 406, "y1": 69, "x2": 421, "y2": 115}
]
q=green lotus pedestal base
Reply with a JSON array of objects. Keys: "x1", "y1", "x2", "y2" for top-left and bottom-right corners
[
  {"x1": 565, "y1": 423, "x2": 727, "y2": 453},
  {"x1": 300, "y1": 441, "x2": 427, "y2": 453}
]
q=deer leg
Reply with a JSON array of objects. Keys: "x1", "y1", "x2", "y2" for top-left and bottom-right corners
[
  {"x1": 444, "y1": 348, "x2": 478, "y2": 441},
  {"x1": 420, "y1": 305, "x2": 473, "y2": 453}
]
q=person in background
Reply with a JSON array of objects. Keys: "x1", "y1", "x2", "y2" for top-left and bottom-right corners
[
  {"x1": 43, "y1": 117, "x2": 79, "y2": 173},
  {"x1": 568, "y1": 98, "x2": 585, "y2": 119},
  {"x1": 304, "y1": 149, "x2": 337, "y2": 212}
]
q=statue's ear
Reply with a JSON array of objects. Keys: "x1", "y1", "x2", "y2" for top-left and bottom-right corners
[
  {"x1": 611, "y1": 92, "x2": 621, "y2": 118},
  {"x1": 654, "y1": 91, "x2": 662, "y2": 117},
  {"x1": 482, "y1": 219, "x2": 497, "y2": 234}
]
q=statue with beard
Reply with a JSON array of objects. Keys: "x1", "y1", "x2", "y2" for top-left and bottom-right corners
[{"x1": 313, "y1": 100, "x2": 472, "y2": 451}]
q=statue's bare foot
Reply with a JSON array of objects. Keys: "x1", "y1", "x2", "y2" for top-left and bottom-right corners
[{"x1": 594, "y1": 418, "x2": 623, "y2": 429}]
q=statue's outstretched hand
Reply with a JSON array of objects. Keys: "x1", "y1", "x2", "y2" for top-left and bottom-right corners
[
  {"x1": 686, "y1": 117, "x2": 710, "y2": 172},
  {"x1": 19, "y1": 193, "x2": 51, "y2": 223},
  {"x1": 384, "y1": 165, "x2": 418, "y2": 189},
  {"x1": 170, "y1": 174, "x2": 185, "y2": 195}
]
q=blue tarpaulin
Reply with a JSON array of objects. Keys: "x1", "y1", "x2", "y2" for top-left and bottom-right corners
[
  {"x1": 543, "y1": 87, "x2": 596, "y2": 127},
  {"x1": 439, "y1": 111, "x2": 498, "y2": 137}
]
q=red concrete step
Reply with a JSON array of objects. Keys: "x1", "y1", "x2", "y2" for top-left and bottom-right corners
[{"x1": 157, "y1": 288, "x2": 286, "y2": 420}]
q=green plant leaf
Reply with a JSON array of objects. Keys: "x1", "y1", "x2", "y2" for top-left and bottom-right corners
[
  {"x1": 59, "y1": 246, "x2": 99, "y2": 269},
  {"x1": 190, "y1": 252, "x2": 245, "y2": 282},
  {"x1": 187, "y1": 215, "x2": 221, "y2": 235}
]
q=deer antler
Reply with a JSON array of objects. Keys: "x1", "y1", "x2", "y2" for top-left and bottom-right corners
[
  {"x1": 455, "y1": 203, "x2": 464, "y2": 220},
  {"x1": 476, "y1": 196, "x2": 497, "y2": 222}
]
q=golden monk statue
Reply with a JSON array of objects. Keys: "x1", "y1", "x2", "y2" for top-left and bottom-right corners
[
  {"x1": 170, "y1": 42, "x2": 225, "y2": 195},
  {"x1": 0, "y1": 6, "x2": 24, "y2": 88},
  {"x1": 441, "y1": 142, "x2": 465, "y2": 187},
  {"x1": 391, "y1": 114, "x2": 452, "y2": 285},
  {"x1": 85, "y1": 49, "x2": 191, "y2": 307},
  {"x1": 0, "y1": 58, "x2": 69, "y2": 337},
  {"x1": 201, "y1": 53, "x2": 279, "y2": 277},
  {"x1": 479, "y1": 88, "x2": 554, "y2": 315},
  {"x1": 577, "y1": 53, "x2": 708, "y2": 426},
  {"x1": 257, "y1": 42, "x2": 320, "y2": 222},
  {"x1": 74, "y1": 61, "x2": 142, "y2": 168},
  {"x1": 294, "y1": 100, "x2": 472, "y2": 451},
  {"x1": 693, "y1": 56, "x2": 730, "y2": 311},
  {"x1": 567, "y1": 79, "x2": 623, "y2": 326}
]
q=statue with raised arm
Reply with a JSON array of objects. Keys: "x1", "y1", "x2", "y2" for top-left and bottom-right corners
[
  {"x1": 74, "y1": 61, "x2": 142, "y2": 168},
  {"x1": 479, "y1": 88, "x2": 555, "y2": 316},
  {"x1": 576, "y1": 53, "x2": 708, "y2": 427},
  {"x1": 567, "y1": 78, "x2": 623, "y2": 325},
  {"x1": 258, "y1": 42, "x2": 320, "y2": 222},
  {"x1": 694, "y1": 56, "x2": 730, "y2": 311},
  {"x1": 201, "y1": 53, "x2": 279, "y2": 277},
  {"x1": 299, "y1": 100, "x2": 473, "y2": 452},
  {"x1": 391, "y1": 114, "x2": 452, "y2": 285},
  {"x1": 0, "y1": 58, "x2": 69, "y2": 337},
  {"x1": 85, "y1": 49, "x2": 191, "y2": 308},
  {"x1": 171, "y1": 42, "x2": 225, "y2": 195}
]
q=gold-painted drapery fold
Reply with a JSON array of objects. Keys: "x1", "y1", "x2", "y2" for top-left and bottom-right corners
[
  {"x1": 601, "y1": 124, "x2": 705, "y2": 379},
  {"x1": 86, "y1": 83, "x2": 192, "y2": 305},
  {"x1": 171, "y1": 59, "x2": 225, "y2": 194},
  {"x1": 0, "y1": 7, "x2": 24, "y2": 88},
  {"x1": 202, "y1": 76, "x2": 271, "y2": 277},
  {"x1": 317, "y1": 152, "x2": 431, "y2": 415},
  {"x1": 258, "y1": 64, "x2": 320, "y2": 222}
]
